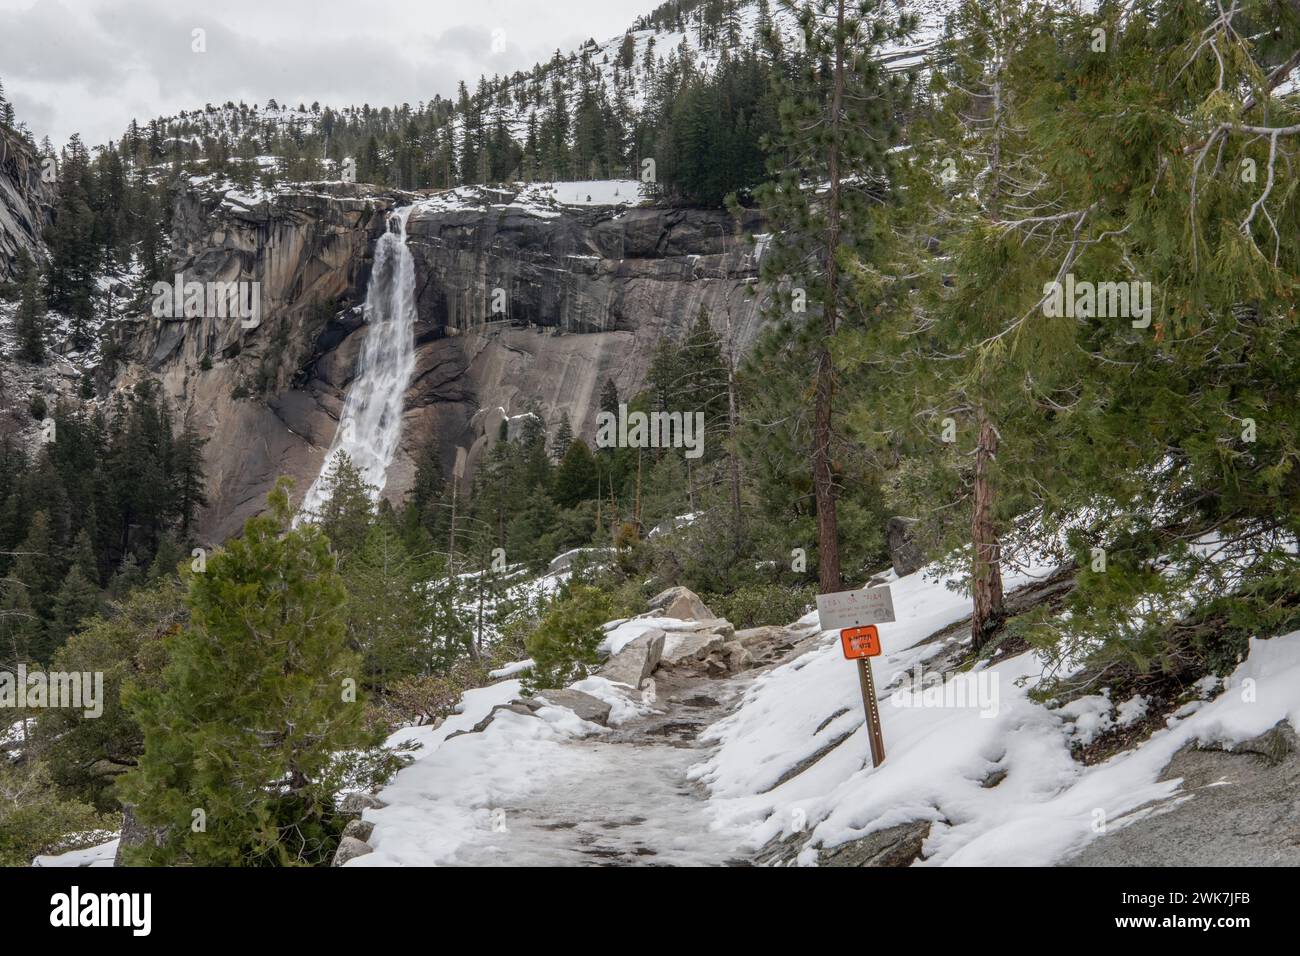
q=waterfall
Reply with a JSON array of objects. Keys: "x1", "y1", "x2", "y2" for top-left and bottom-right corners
[{"x1": 300, "y1": 204, "x2": 418, "y2": 518}]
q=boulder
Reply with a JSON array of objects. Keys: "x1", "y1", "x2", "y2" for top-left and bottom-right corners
[
  {"x1": 454, "y1": 702, "x2": 540, "y2": 738},
  {"x1": 599, "y1": 630, "x2": 666, "y2": 689},
  {"x1": 718, "y1": 640, "x2": 754, "y2": 672},
  {"x1": 332, "y1": 836, "x2": 374, "y2": 866},
  {"x1": 886, "y1": 517, "x2": 925, "y2": 577},
  {"x1": 734, "y1": 625, "x2": 790, "y2": 647},
  {"x1": 342, "y1": 819, "x2": 375, "y2": 842},
  {"x1": 533, "y1": 689, "x2": 613, "y2": 726},
  {"x1": 819, "y1": 821, "x2": 932, "y2": 867},
  {"x1": 339, "y1": 792, "x2": 387, "y2": 815},
  {"x1": 681, "y1": 617, "x2": 735, "y2": 640},
  {"x1": 646, "y1": 586, "x2": 715, "y2": 622},
  {"x1": 659, "y1": 631, "x2": 727, "y2": 667}
]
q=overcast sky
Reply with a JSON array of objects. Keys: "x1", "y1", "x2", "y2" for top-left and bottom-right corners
[{"x1": 0, "y1": 0, "x2": 655, "y2": 148}]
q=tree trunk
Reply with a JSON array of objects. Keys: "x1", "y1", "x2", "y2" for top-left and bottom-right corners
[
  {"x1": 815, "y1": 0, "x2": 846, "y2": 595},
  {"x1": 723, "y1": 309, "x2": 743, "y2": 556},
  {"x1": 970, "y1": 408, "x2": 1004, "y2": 649}
]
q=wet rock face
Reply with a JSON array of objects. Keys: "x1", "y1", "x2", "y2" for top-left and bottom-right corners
[
  {"x1": 117, "y1": 183, "x2": 771, "y2": 543},
  {"x1": 406, "y1": 201, "x2": 771, "y2": 483},
  {"x1": 405, "y1": 204, "x2": 767, "y2": 337},
  {"x1": 115, "y1": 182, "x2": 409, "y2": 542},
  {"x1": 0, "y1": 127, "x2": 54, "y2": 281}
]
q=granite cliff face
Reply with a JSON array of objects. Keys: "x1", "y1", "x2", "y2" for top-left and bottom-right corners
[
  {"x1": 116, "y1": 182, "x2": 770, "y2": 542},
  {"x1": 0, "y1": 126, "x2": 53, "y2": 281}
]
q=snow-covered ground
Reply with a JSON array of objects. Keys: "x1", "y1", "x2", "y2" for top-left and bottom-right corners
[
  {"x1": 695, "y1": 566, "x2": 1300, "y2": 865},
  {"x1": 340, "y1": 551, "x2": 1300, "y2": 867},
  {"x1": 32, "y1": 838, "x2": 119, "y2": 868}
]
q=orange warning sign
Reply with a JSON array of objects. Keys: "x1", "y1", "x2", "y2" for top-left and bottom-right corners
[{"x1": 840, "y1": 625, "x2": 881, "y2": 659}]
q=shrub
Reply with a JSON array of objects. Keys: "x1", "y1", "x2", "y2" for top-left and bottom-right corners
[
  {"x1": 708, "y1": 582, "x2": 816, "y2": 630},
  {"x1": 521, "y1": 584, "x2": 613, "y2": 693}
]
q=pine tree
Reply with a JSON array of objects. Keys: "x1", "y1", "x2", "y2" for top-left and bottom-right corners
[
  {"x1": 522, "y1": 584, "x2": 614, "y2": 692},
  {"x1": 554, "y1": 439, "x2": 600, "y2": 509},
  {"x1": 170, "y1": 418, "x2": 208, "y2": 535},
  {"x1": 347, "y1": 517, "x2": 439, "y2": 685},
  {"x1": 117, "y1": 480, "x2": 378, "y2": 866},
  {"x1": 758, "y1": 0, "x2": 916, "y2": 593},
  {"x1": 50, "y1": 565, "x2": 100, "y2": 647},
  {"x1": 310, "y1": 451, "x2": 375, "y2": 562},
  {"x1": 552, "y1": 413, "x2": 574, "y2": 460},
  {"x1": 13, "y1": 250, "x2": 45, "y2": 363}
]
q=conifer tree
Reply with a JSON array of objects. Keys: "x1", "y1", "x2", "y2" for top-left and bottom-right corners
[
  {"x1": 311, "y1": 451, "x2": 375, "y2": 563},
  {"x1": 13, "y1": 250, "x2": 46, "y2": 363},
  {"x1": 758, "y1": 0, "x2": 915, "y2": 592},
  {"x1": 117, "y1": 480, "x2": 378, "y2": 866}
]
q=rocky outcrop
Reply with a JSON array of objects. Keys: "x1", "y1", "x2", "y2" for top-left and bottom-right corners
[
  {"x1": 115, "y1": 181, "x2": 771, "y2": 542},
  {"x1": 114, "y1": 180, "x2": 407, "y2": 541},
  {"x1": 533, "y1": 688, "x2": 613, "y2": 726},
  {"x1": 0, "y1": 125, "x2": 53, "y2": 281},
  {"x1": 1067, "y1": 721, "x2": 1300, "y2": 866},
  {"x1": 660, "y1": 630, "x2": 728, "y2": 667},
  {"x1": 886, "y1": 516, "x2": 925, "y2": 577},
  {"x1": 405, "y1": 195, "x2": 770, "y2": 483},
  {"x1": 331, "y1": 836, "x2": 374, "y2": 866},
  {"x1": 647, "y1": 586, "x2": 716, "y2": 622},
  {"x1": 599, "y1": 630, "x2": 666, "y2": 690}
]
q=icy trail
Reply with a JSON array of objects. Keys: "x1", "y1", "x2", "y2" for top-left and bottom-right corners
[
  {"x1": 353, "y1": 666, "x2": 767, "y2": 867},
  {"x1": 300, "y1": 205, "x2": 417, "y2": 515},
  {"x1": 449, "y1": 690, "x2": 752, "y2": 867}
]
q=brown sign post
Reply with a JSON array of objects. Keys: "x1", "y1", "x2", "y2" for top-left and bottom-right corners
[{"x1": 817, "y1": 588, "x2": 895, "y2": 768}]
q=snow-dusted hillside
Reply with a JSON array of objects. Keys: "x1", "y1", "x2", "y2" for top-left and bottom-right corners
[{"x1": 138, "y1": 0, "x2": 963, "y2": 171}]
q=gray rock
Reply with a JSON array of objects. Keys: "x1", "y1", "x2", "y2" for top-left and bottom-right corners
[
  {"x1": 659, "y1": 631, "x2": 726, "y2": 667},
  {"x1": 1068, "y1": 720, "x2": 1300, "y2": 866},
  {"x1": 886, "y1": 517, "x2": 925, "y2": 577},
  {"x1": 533, "y1": 689, "x2": 613, "y2": 726},
  {"x1": 599, "y1": 630, "x2": 666, "y2": 689},
  {"x1": 734, "y1": 625, "x2": 790, "y2": 647},
  {"x1": 110, "y1": 178, "x2": 769, "y2": 546},
  {"x1": 339, "y1": 792, "x2": 388, "y2": 815},
  {"x1": 447, "y1": 702, "x2": 541, "y2": 740},
  {"x1": 718, "y1": 640, "x2": 754, "y2": 673},
  {"x1": 342, "y1": 819, "x2": 374, "y2": 842},
  {"x1": 646, "y1": 586, "x2": 716, "y2": 622},
  {"x1": 332, "y1": 836, "x2": 374, "y2": 866},
  {"x1": 820, "y1": 821, "x2": 932, "y2": 867},
  {"x1": 0, "y1": 126, "x2": 54, "y2": 284}
]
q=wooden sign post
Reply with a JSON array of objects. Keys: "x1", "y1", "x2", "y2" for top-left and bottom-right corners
[{"x1": 817, "y1": 587, "x2": 895, "y2": 768}]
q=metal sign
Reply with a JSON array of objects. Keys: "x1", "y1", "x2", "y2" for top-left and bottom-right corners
[
  {"x1": 817, "y1": 584, "x2": 895, "y2": 769},
  {"x1": 840, "y1": 625, "x2": 881, "y2": 660},
  {"x1": 816, "y1": 585, "x2": 896, "y2": 631}
]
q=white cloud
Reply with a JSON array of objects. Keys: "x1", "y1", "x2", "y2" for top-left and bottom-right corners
[{"x1": 0, "y1": 0, "x2": 651, "y2": 146}]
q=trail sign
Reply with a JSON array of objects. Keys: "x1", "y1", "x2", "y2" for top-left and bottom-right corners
[
  {"x1": 840, "y1": 625, "x2": 880, "y2": 660},
  {"x1": 818, "y1": 584, "x2": 895, "y2": 769},
  {"x1": 816, "y1": 585, "x2": 896, "y2": 631}
]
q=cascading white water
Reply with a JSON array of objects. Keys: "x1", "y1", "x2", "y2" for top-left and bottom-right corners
[{"x1": 300, "y1": 204, "x2": 418, "y2": 517}]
